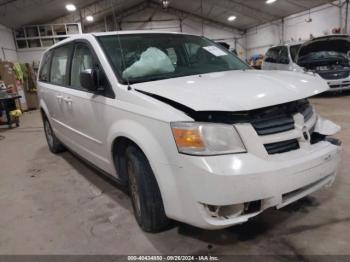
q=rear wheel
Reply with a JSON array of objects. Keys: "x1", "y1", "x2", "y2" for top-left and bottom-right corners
[
  {"x1": 43, "y1": 118, "x2": 65, "y2": 154},
  {"x1": 125, "y1": 145, "x2": 170, "y2": 232}
]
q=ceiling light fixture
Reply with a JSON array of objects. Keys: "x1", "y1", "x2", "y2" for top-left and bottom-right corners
[
  {"x1": 65, "y1": 4, "x2": 76, "y2": 12},
  {"x1": 86, "y1": 15, "x2": 94, "y2": 22},
  {"x1": 227, "y1": 16, "x2": 237, "y2": 21},
  {"x1": 266, "y1": 0, "x2": 277, "y2": 4},
  {"x1": 161, "y1": 0, "x2": 170, "y2": 8}
]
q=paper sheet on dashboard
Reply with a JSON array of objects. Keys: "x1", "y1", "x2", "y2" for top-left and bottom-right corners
[{"x1": 202, "y1": 46, "x2": 227, "y2": 57}]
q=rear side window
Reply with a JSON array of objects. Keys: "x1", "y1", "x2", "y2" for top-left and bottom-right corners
[
  {"x1": 39, "y1": 51, "x2": 52, "y2": 82},
  {"x1": 265, "y1": 46, "x2": 290, "y2": 64},
  {"x1": 265, "y1": 47, "x2": 278, "y2": 63},
  {"x1": 50, "y1": 45, "x2": 71, "y2": 85},
  {"x1": 278, "y1": 46, "x2": 289, "y2": 64}
]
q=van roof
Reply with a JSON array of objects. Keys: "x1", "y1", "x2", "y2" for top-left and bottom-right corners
[
  {"x1": 269, "y1": 42, "x2": 304, "y2": 49},
  {"x1": 92, "y1": 30, "x2": 197, "y2": 36},
  {"x1": 43, "y1": 31, "x2": 200, "y2": 53},
  {"x1": 308, "y1": 34, "x2": 349, "y2": 41}
]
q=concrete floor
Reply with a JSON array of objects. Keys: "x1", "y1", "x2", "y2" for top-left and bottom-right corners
[{"x1": 0, "y1": 95, "x2": 349, "y2": 256}]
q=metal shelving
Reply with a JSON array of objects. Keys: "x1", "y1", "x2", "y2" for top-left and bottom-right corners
[{"x1": 14, "y1": 23, "x2": 82, "y2": 50}]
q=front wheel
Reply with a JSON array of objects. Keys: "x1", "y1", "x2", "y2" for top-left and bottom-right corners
[
  {"x1": 43, "y1": 118, "x2": 65, "y2": 154},
  {"x1": 125, "y1": 145, "x2": 170, "y2": 232}
]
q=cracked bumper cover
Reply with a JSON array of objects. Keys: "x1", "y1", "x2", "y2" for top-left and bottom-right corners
[
  {"x1": 168, "y1": 141, "x2": 341, "y2": 229},
  {"x1": 158, "y1": 118, "x2": 342, "y2": 230}
]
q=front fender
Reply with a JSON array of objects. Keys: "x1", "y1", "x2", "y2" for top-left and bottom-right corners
[
  {"x1": 39, "y1": 98, "x2": 50, "y2": 121},
  {"x1": 106, "y1": 118, "x2": 184, "y2": 218},
  {"x1": 107, "y1": 119, "x2": 173, "y2": 165}
]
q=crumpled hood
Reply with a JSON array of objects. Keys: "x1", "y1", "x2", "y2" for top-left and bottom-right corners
[{"x1": 133, "y1": 70, "x2": 329, "y2": 111}]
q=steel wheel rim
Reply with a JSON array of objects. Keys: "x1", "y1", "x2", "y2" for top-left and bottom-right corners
[
  {"x1": 128, "y1": 160, "x2": 141, "y2": 217},
  {"x1": 45, "y1": 120, "x2": 54, "y2": 148}
]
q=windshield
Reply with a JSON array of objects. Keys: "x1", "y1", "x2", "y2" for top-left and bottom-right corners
[
  {"x1": 97, "y1": 34, "x2": 250, "y2": 84},
  {"x1": 297, "y1": 39, "x2": 350, "y2": 66},
  {"x1": 298, "y1": 51, "x2": 348, "y2": 62}
]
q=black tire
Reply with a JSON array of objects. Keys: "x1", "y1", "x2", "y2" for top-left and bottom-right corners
[
  {"x1": 125, "y1": 145, "x2": 170, "y2": 232},
  {"x1": 43, "y1": 118, "x2": 65, "y2": 154}
]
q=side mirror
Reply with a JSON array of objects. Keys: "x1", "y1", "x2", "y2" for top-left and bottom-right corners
[{"x1": 80, "y1": 69, "x2": 98, "y2": 91}]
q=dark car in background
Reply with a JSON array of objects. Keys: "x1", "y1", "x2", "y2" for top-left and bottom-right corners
[{"x1": 296, "y1": 35, "x2": 350, "y2": 92}]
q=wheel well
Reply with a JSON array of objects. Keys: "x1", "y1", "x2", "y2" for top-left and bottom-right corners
[
  {"x1": 40, "y1": 108, "x2": 47, "y2": 120},
  {"x1": 112, "y1": 137, "x2": 142, "y2": 185}
]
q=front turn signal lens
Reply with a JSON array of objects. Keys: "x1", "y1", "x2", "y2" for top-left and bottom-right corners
[
  {"x1": 171, "y1": 122, "x2": 246, "y2": 156},
  {"x1": 172, "y1": 128, "x2": 205, "y2": 149}
]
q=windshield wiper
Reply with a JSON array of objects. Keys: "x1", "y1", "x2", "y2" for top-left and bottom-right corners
[{"x1": 128, "y1": 73, "x2": 186, "y2": 84}]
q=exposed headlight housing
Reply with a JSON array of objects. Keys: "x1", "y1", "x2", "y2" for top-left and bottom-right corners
[{"x1": 171, "y1": 122, "x2": 246, "y2": 156}]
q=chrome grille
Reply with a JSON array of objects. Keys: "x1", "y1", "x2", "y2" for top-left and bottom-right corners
[
  {"x1": 251, "y1": 99, "x2": 313, "y2": 136},
  {"x1": 187, "y1": 98, "x2": 314, "y2": 155},
  {"x1": 329, "y1": 81, "x2": 350, "y2": 89},
  {"x1": 319, "y1": 70, "x2": 350, "y2": 80},
  {"x1": 252, "y1": 116, "x2": 294, "y2": 135}
]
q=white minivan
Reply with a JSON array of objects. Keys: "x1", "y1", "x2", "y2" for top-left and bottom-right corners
[
  {"x1": 38, "y1": 32, "x2": 341, "y2": 232},
  {"x1": 262, "y1": 43, "x2": 303, "y2": 71}
]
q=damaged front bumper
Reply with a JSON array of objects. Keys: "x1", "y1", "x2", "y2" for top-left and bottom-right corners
[
  {"x1": 181, "y1": 141, "x2": 340, "y2": 229},
  {"x1": 163, "y1": 117, "x2": 342, "y2": 230}
]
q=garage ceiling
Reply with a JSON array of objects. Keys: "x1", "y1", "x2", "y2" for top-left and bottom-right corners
[
  {"x1": 171, "y1": 0, "x2": 337, "y2": 30},
  {"x1": 0, "y1": 0, "x2": 102, "y2": 28},
  {"x1": 0, "y1": 0, "x2": 337, "y2": 30}
]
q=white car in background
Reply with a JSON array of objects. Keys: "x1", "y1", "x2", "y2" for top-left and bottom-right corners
[
  {"x1": 38, "y1": 31, "x2": 341, "y2": 232},
  {"x1": 263, "y1": 35, "x2": 350, "y2": 92},
  {"x1": 262, "y1": 43, "x2": 303, "y2": 71}
]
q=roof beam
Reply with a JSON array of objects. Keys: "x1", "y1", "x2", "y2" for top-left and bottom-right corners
[
  {"x1": 40, "y1": 0, "x2": 244, "y2": 33},
  {"x1": 0, "y1": 0, "x2": 17, "y2": 8},
  {"x1": 204, "y1": 0, "x2": 269, "y2": 23},
  {"x1": 113, "y1": 1, "x2": 150, "y2": 21},
  {"x1": 149, "y1": 0, "x2": 244, "y2": 33},
  {"x1": 50, "y1": 0, "x2": 147, "y2": 25},
  {"x1": 0, "y1": 0, "x2": 57, "y2": 10},
  {"x1": 227, "y1": 0, "x2": 281, "y2": 19},
  {"x1": 84, "y1": 1, "x2": 152, "y2": 30},
  {"x1": 285, "y1": 0, "x2": 309, "y2": 9}
]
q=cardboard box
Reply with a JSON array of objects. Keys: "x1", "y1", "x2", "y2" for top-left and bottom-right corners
[
  {"x1": 24, "y1": 91, "x2": 38, "y2": 110},
  {"x1": 0, "y1": 61, "x2": 17, "y2": 93},
  {"x1": 0, "y1": 80, "x2": 6, "y2": 91},
  {"x1": 16, "y1": 84, "x2": 28, "y2": 111},
  {"x1": 0, "y1": 110, "x2": 8, "y2": 123}
]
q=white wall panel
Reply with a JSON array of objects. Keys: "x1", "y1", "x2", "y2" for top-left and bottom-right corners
[
  {"x1": 17, "y1": 49, "x2": 45, "y2": 64},
  {"x1": 84, "y1": 7, "x2": 246, "y2": 58},
  {"x1": 246, "y1": 0, "x2": 347, "y2": 58},
  {"x1": 0, "y1": 24, "x2": 18, "y2": 62}
]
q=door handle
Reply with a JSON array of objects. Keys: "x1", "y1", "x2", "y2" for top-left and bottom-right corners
[
  {"x1": 56, "y1": 95, "x2": 63, "y2": 103},
  {"x1": 63, "y1": 97, "x2": 73, "y2": 104}
]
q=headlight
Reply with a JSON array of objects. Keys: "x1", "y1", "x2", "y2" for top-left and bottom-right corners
[{"x1": 171, "y1": 122, "x2": 246, "y2": 156}]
